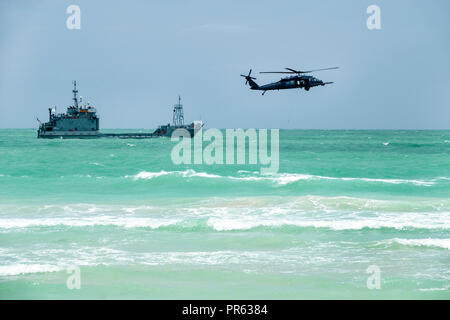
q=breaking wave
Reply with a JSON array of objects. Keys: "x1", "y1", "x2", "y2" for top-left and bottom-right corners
[
  {"x1": 387, "y1": 238, "x2": 450, "y2": 250},
  {"x1": 1, "y1": 212, "x2": 448, "y2": 231},
  {"x1": 127, "y1": 169, "x2": 222, "y2": 180},
  {"x1": 127, "y1": 170, "x2": 445, "y2": 187},
  {"x1": 205, "y1": 216, "x2": 450, "y2": 231},
  {"x1": 1, "y1": 238, "x2": 448, "y2": 278},
  {"x1": 1, "y1": 195, "x2": 450, "y2": 233},
  {"x1": 0, "y1": 264, "x2": 64, "y2": 276},
  {"x1": 0, "y1": 216, "x2": 180, "y2": 229}
]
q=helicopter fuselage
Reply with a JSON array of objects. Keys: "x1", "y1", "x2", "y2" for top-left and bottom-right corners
[
  {"x1": 241, "y1": 67, "x2": 336, "y2": 95},
  {"x1": 254, "y1": 75, "x2": 325, "y2": 91}
]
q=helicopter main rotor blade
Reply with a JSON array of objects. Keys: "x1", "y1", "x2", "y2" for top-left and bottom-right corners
[
  {"x1": 285, "y1": 68, "x2": 300, "y2": 73},
  {"x1": 260, "y1": 68, "x2": 305, "y2": 74},
  {"x1": 284, "y1": 67, "x2": 339, "y2": 74},
  {"x1": 260, "y1": 67, "x2": 339, "y2": 74},
  {"x1": 300, "y1": 67, "x2": 339, "y2": 73},
  {"x1": 260, "y1": 71, "x2": 294, "y2": 74}
]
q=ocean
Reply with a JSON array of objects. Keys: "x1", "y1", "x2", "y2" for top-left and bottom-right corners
[{"x1": 0, "y1": 129, "x2": 449, "y2": 299}]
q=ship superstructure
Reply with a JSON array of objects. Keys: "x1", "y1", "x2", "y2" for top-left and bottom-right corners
[
  {"x1": 152, "y1": 96, "x2": 199, "y2": 138},
  {"x1": 38, "y1": 81, "x2": 100, "y2": 138},
  {"x1": 37, "y1": 82, "x2": 200, "y2": 139}
]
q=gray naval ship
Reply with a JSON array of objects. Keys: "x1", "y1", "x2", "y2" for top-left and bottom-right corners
[{"x1": 37, "y1": 81, "x2": 200, "y2": 139}]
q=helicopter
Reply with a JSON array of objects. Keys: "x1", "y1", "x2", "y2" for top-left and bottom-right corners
[{"x1": 240, "y1": 67, "x2": 338, "y2": 95}]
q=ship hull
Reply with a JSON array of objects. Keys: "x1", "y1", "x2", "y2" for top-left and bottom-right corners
[
  {"x1": 37, "y1": 127, "x2": 196, "y2": 139},
  {"x1": 37, "y1": 131, "x2": 102, "y2": 139}
]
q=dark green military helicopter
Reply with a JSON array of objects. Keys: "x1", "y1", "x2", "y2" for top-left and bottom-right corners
[{"x1": 240, "y1": 67, "x2": 338, "y2": 95}]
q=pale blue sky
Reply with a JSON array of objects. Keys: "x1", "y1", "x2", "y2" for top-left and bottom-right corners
[{"x1": 1, "y1": 0, "x2": 449, "y2": 129}]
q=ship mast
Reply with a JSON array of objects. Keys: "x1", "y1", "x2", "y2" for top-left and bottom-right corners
[
  {"x1": 173, "y1": 95, "x2": 184, "y2": 126},
  {"x1": 72, "y1": 80, "x2": 79, "y2": 108}
]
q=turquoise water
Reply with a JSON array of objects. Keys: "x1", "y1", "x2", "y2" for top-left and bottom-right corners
[{"x1": 0, "y1": 129, "x2": 449, "y2": 299}]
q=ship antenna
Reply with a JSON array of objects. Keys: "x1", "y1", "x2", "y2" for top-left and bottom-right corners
[
  {"x1": 72, "y1": 80, "x2": 79, "y2": 108},
  {"x1": 173, "y1": 95, "x2": 184, "y2": 126}
]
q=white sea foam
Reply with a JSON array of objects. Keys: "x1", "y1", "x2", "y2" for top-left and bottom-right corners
[
  {"x1": 4, "y1": 213, "x2": 446, "y2": 232},
  {"x1": 129, "y1": 169, "x2": 221, "y2": 180},
  {"x1": 2, "y1": 196, "x2": 450, "y2": 218},
  {"x1": 435, "y1": 177, "x2": 450, "y2": 181},
  {"x1": 336, "y1": 176, "x2": 434, "y2": 186},
  {"x1": 0, "y1": 242, "x2": 447, "y2": 278},
  {"x1": 237, "y1": 170, "x2": 258, "y2": 174},
  {"x1": 216, "y1": 205, "x2": 450, "y2": 231},
  {"x1": 390, "y1": 238, "x2": 450, "y2": 250},
  {"x1": 127, "y1": 170, "x2": 438, "y2": 187},
  {"x1": 131, "y1": 171, "x2": 171, "y2": 179},
  {"x1": 1, "y1": 196, "x2": 449, "y2": 231},
  {"x1": 0, "y1": 216, "x2": 180, "y2": 229},
  {"x1": 230, "y1": 172, "x2": 326, "y2": 184},
  {"x1": 182, "y1": 170, "x2": 222, "y2": 179},
  {"x1": 419, "y1": 287, "x2": 448, "y2": 292},
  {"x1": 235, "y1": 173, "x2": 435, "y2": 186},
  {"x1": 280, "y1": 174, "x2": 433, "y2": 186},
  {"x1": 207, "y1": 218, "x2": 450, "y2": 231},
  {"x1": 0, "y1": 247, "x2": 324, "y2": 277},
  {"x1": 0, "y1": 264, "x2": 63, "y2": 276}
]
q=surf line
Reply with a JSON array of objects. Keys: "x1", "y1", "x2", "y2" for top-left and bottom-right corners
[{"x1": 171, "y1": 128, "x2": 279, "y2": 174}]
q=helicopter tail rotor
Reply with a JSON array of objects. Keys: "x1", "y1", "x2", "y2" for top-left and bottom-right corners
[{"x1": 240, "y1": 69, "x2": 256, "y2": 85}]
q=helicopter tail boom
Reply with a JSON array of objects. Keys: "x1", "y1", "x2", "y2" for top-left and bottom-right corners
[{"x1": 247, "y1": 78, "x2": 259, "y2": 89}]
